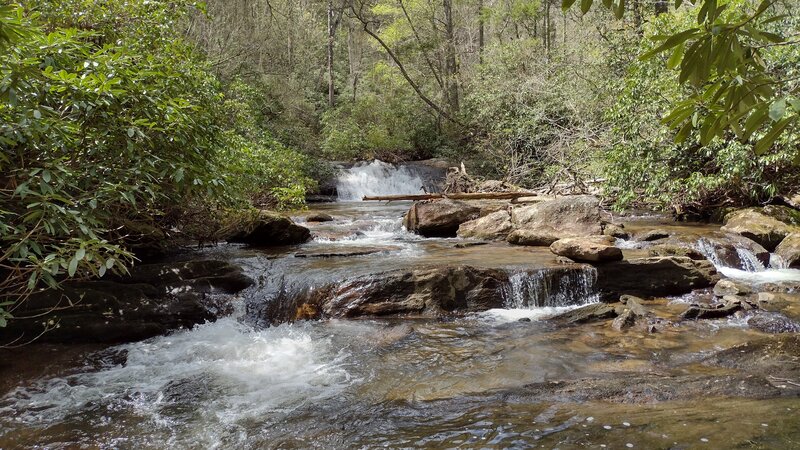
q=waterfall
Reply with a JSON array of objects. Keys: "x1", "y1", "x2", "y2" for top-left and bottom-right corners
[
  {"x1": 502, "y1": 267, "x2": 599, "y2": 309},
  {"x1": 335, "y1": 160, "x2": 428, "y2": 201},
  {"x1": 736, "y1": 247, "x2": 766, "y2": 271}
]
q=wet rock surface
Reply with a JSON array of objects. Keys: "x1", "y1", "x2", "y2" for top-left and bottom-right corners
[
  {"x1": 0, "y1": 260, "x2": 253, "y2": 344},
  {"x1": 721, "y1": 207, "x2": 800, "y2": 251},
  {"x1": 228, "y1": 212, "x2": 311, "y2": 246},
  {"x1": 595, "y1": 256, "x2": 719, "y2": 300},
  {"x1": 776, "y1": 232, "x2": 800, "y2": 268},
  {"x1": 404, "y1": 199, "x2": 480, "y2": 237}
]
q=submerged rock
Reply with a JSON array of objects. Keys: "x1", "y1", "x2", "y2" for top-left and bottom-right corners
[
  {"x1": 0, "y1": 260, "x2": 253, "y2": 344},
  {"x1": 549, "y1": 236, "x2": 623, "y2": 263},
  {"x1": 704, "y1": 334, "x2": 800, "y2": 379},
  {"x1": 229, "y1": 211, "x2": 311, "y2": 246},
  {"x1": 595, "y1": 256, "x2": 719, "y2": 300},
  {"x1": 680, "y1": 300, "x2": 742, "y2": 320},
  {"x1": 404, "y1": 199, "x2": 480, "y2": 237},
  {"x1": 457, "y1": 209, "x2": 513, "y2": 240},
  {"x1": 748, "y1": 313, "x2": 800, "y2": 334},
  {"x1": 713, "y1": 279, "x2": 753, "y2": 297},
  {"x1": 775, "y1": 233, "x2": 800, "y2": 268},
  {"x1": 721, "y1": 207, "x2": 799, "y2": 251}
]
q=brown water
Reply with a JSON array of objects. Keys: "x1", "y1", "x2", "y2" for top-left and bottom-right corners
[{"x1": 1, "y1": 200, "x2": 799, "y2": 449}]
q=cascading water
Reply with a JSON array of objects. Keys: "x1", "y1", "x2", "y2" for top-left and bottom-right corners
[
  {"x1": 502, "y1": 268, "x2": 599, "y2": 309},
  {"x1": 335, "y1": 160, "x2": 429, "y2": 201}
]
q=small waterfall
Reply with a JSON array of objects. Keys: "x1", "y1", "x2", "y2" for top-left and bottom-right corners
[
  {"x1": 502, "y1": 267, "x2": 599, "y2": 308},
  {"x1": 695, "y1": 238, "x2": 723, "y2": 267},
  {"x1": 335, "y1": 160, "x2": 428, "y2": 201},
  {"x1": 695, "y1": 237, "x2": 765, "y2": 272},
  {"x1": 736, "y1": 247, "x2": 766, "y2": 272}
]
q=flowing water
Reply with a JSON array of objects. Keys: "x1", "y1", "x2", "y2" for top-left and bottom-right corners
[{"x1": 2, "y1": 164, "x2": 800, "y2": 448}]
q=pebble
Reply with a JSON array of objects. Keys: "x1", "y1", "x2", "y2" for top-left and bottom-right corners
[
  {"x1": 626, "y1": 444, "x2": 634, "y2": 448},
  {"x1": 700, "y1": 438, "x2": 709, "y2": 443},
  {"x1": 603, "y1": 425, "x2": 612, "y2": 430},
  {"x1": 622, "y1": 422, "x2": 631, "y2": 427},
  {"x1": 762, "y1": 423, "x2": 769, "y2": 427},
  {"x1": 586, "y1": 416, "x2": 594, "y2": 422}
]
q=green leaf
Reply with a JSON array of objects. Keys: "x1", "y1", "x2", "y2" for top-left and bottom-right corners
[
  {"x1": 641, "y1": 28, "x2": 700, "y2": 60},
  {"x1": 33, "y1": 109, "x2": 41, "y2": 119},
  {"x1": 68, "y1": 256, "x2": 79, "y2": 277},
  {"x1": 562, "y1": 0, "x2": 578, "y2": 11},
  {"x1": 127, "y1": 127, "x2": 135, "y2": 138},
  {"x1": 580, "y1": 0, "x2": 593, "y2": 14},
  {"x1": 754, "y1": 117, "x2": 794, "y2": 155},
  {"x1": 75, "y1": 248, "x2": 86, "y2": 261},
  {"x1": 769, "y1": 98, "x2": 786, "y2": 121},
  {"x1": 667, "y1": 43, "x2": 684, "y2": 70}
]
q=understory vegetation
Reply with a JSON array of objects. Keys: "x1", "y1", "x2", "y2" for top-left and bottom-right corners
[{"x1": 1, "y1": 0, "x2": 798, "y2": 325}]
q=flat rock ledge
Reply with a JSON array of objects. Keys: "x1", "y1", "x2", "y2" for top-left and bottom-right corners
[{"x1": 0, "y1": 260, "x2": 253, "y2": 344}]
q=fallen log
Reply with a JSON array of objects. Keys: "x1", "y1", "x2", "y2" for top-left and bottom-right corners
[{"x1": 362, "y1": 192, "x2": 550, "y2": 201}]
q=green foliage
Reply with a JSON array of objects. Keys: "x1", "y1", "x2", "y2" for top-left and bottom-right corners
[
  {"x1": 603, "y1": 5, "x2": 800, "y2": 214},
  {"x1": 321, "y1": 62, "x2": 442, "y2": 161},
  {"x1": 0, "y1": 1, "x2": 318, "y2": 329},
  {"x1": 567, "y1": 0, "x2": 799, "y2": 156}
]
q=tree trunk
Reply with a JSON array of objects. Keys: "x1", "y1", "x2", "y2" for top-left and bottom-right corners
[
  {"x1": 443, "y1": 0, "x2": 460, "y2": 114},
  {"x1": 478, "y1": 0, "x2": 485, "y2": 64},
  {"x1": 327, "y1": 0, "x2": 335, "y2": 107},
  {"x1": 655, "y1": 0, "x2": 668, "y2": 15}
]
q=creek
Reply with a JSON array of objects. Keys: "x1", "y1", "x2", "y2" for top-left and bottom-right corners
[{"x1": 1, "y1": 161, "x2": 800, "y2": 449}]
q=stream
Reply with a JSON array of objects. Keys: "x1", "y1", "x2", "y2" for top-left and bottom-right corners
[{"x1": 2, "y1": 162, "x2": 800, "y2": 448}]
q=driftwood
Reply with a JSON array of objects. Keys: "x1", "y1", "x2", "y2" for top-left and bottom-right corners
[{"x1": 362, "y1": 192, "x2": 550, "y2": 202}]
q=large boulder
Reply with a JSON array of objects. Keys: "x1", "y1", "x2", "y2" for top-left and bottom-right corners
[
  {"x1": 457, "y1": 210, "x2": 513, "y2": 240},
  {"x1": 0, "y1": 260, "x2": 253, "y2": 344},
  {"x1": 595, "y1": 256, "x2": 719, "y2": 300},
  {"x1": 229, "y1": 212, "x2": 311, "y2": 246},
  {"x1": 775, "y1": 233, "x2": 800, "y2": 268},
  {"x1": 404, "y1": 199, "x2": 480, "y2": 237},
  {"x1": 322, "y1": 266, "x2": 508, "y2": 318},
  {"x1": 510, "y1": 196, "x2": 603, "y2": 241},
  {"x1": 721, "y1": 207, "x2": 800, "y2": 251},
  {"x1": 549, "y1": 235, "x2": 623, "y2": 263}
]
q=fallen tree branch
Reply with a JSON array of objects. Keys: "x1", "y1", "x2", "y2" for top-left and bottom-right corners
[{"x1": 362, "y1": 192, "x2": 552, "y2": 201}]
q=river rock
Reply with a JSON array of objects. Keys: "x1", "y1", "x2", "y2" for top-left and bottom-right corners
[
  {"x1": 549, "y1": 303, "x2": 618, "y2": 325},
  {"x1": 602, "y1": 223, "x2": 630, "y2": 240},
  {"x1": 680, "y1": 300, "x2": 742, "y2": 320},
  {"x1": 638, "y1": 229, "x2": 671, "y2": 242},
  {"x1": 704, "y1": 334, "x2": 800, "y2": 379},
  {"x1": 595, "y1": 256, "x2": 719, "y2": 300},
  {"x1": 721, "y1": 207, "x2": 800, "y2": 251},
  {"x1": 647, "y1": 244, "x2": 704, "y2": 260},
  {"x1": 775, "y1": 233, "x2": 800, "y2": 268},
  {"x1": 748, "y1": 313, "x2": 800, "y2": 333},
  {"x1": 229, "y1": 211, "x2": 311, "y2": 246},
  {"x1": 506, "y1": 229, "x2": 562, "y2": 246},
  {"x1": 306, "y1": 213, "x2": 334, "y2": 222},
  {"x1": 404, "y1": 199, "x2": 480, "y2": 237},
  {"x1": 0, "y1": 260, "x2": 253, "y2": 344},
  {"x1": 457, "y1": 210, "x2": 513, "y2": 240},
  {"x1": 323, "y1": 266, "x2": 507, "y2": 317},
  {"x1": 549, "y1": 236, "x2": 623, "y2": 263},
  {"x1": 510, "y1": 195, "x2": 602, "y2": 240},
  {"x1": 713, "y1": 279, "x2": 753, "y2": 297}
]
